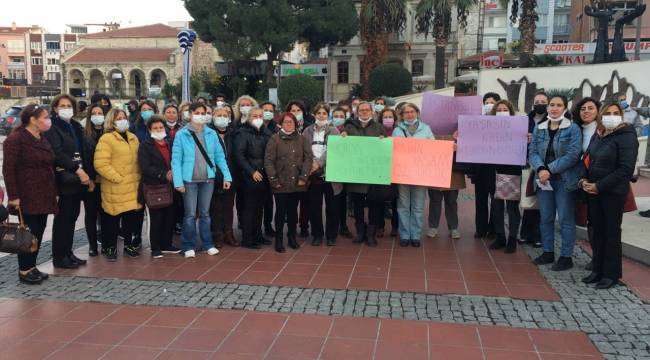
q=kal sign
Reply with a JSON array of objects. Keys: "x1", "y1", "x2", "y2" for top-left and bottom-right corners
[
  {"x1": 480, "y1": 55, "x2": 504, "y2": 68},
  {"x1": 534, "y1": 42, "x2": 650, "y2": 65}
]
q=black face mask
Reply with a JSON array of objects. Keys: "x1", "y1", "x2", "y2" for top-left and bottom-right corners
[
  {"x1": 101, "y1": 105, "x2": 111, "y2": 114},
  {"x1": 533, "y1": 104, "x2": 547, "y2": 115}
]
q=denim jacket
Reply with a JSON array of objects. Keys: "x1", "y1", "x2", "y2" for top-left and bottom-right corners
[{"x1": 528, "y1": 118, "x2": 583, "y2": 191}]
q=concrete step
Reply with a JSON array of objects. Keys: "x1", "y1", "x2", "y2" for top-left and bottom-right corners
[{"x1": 640, "y1": 166, "x2": 650, "y2": 178}]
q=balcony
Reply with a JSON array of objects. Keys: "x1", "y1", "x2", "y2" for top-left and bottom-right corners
[
  {"x1": 554, "y1": 24, "x2": 569, "y2": 35},
  {"x1": 7, "y1": 62, "x2": 26, "y2": 69},
  {"x1": 2, "y1": 78, "x2": 28, "y2": 86}
]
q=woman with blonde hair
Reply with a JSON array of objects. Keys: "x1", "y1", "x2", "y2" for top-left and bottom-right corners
[{"x1": 233, "y1": 95, "x2": 259, "y2": 126}]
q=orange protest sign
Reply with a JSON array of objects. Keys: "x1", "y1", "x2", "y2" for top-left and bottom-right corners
[{"x1": 391, "y1": 138, "x2": 455, "y2": 188}]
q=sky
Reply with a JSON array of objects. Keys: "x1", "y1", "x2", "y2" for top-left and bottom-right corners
[{"x1": 3, "y1": 0, "x2": 193, "y2": 33}]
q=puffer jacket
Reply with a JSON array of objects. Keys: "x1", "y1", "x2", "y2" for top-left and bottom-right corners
[
  {"x1": 343, "y1": 118, "x2": 385, "y2": 193},
  {"x1": 265, "y1": 131, "x2": 313, "y2": 194},
  {"x1": 584, "y1": 124, "x2": 638, "y2": 196},
  {"x1": 94, "y1": 131, "x2": 142, "y2": 215},
  {"x1": 233, "y1": 122, "x2": 273, "y2": 187}
]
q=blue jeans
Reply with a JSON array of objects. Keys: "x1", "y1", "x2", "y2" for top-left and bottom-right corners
[
  {"x1": 397, "y1": 185, "x2": 427, "y2": 241},
  {"x1": 182, "y1": 181, "x2": 215, "y2": 252},
  {"x1": 537, "y1": 179, "x2": 576, "y2": 257}
]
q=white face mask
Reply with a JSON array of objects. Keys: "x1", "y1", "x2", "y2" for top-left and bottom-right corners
[
  {"x1": 251, "y1": 118, "x2": 264, "y2": 129},
  {"x1": 263, "y1": 111, "x2": 274, "y2": 121},
  {"x1": 346, "y1": 112, "x2": 351, "y2": 119},
  {"x1": 294, "y1": 112, "x2": 304, "y2": 122},
  {"x1": 115, "y1": 119, "x2": 129, "y2": 133},
  {"x1": 181, "y1": 111, "x2": 190, "y2": 121},
  {"x1": 240, "y1": 106, "x2": 252, "y2": 115},
  {"x1": 77, "y1": 118, "x2": 87, "y2": 128},
  {"x1": 315, "y1": 119, "x2": 328, "y2": 128},
  {"x1": 359, "y1": 116, "x2": 372, "y2": 123},
  {"x1": 216, "y1": 101, "x2": 225, "y2": 108},
  {"x1": 166, "y1": 120, "x2": 177, "y2": 127},
  {"x1": 601, "y1": 115, "x2": 623, "y2": 130},
  {"x1": 57, "y1": 108, "x2": 74, "y2": 121},
  {"x1": 191, "y1": 114, "x2": 206, "y2": 124},
  {"x1": 496, "y1": 111, "x2": 510, "y2": 117},
  {"x1": 213, "y1": 116, "x2": 230, "y2": 129},
  {"x1": 281, "y1": 128, "x2": 295, "y2": 135},
  {"x1": 151, "y1": 131, "x2": 167, "y2": 141},
  {"x1": 482, "y1": 103, "x2": 494, "y2": 115},
  {"x1": 90, "y1": 115, "x2": 105, "y2": 126},
  {"x1": 548, "y1": 112, "x2": 566, "y2": 122}
]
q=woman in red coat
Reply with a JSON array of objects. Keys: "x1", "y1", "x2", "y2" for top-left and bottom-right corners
[{"x1": 2, "y1": 104, "x2": 58, "y2": 285}]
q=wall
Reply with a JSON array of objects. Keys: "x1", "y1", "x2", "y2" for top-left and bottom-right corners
[{"x1": 80, "y1": 37, "x2": 177, "y2": 49}]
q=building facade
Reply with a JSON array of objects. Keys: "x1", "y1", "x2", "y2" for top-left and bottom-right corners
[
  {"x1": 25, "y1": 32, "x2": 79, "y2": 86},
  {"x1": 0, "y1": 24, "x2": 34, "y2": 85}
]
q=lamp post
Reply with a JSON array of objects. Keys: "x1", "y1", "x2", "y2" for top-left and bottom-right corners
[{"x1": 177, "y1": 29, "x2": 197, "y2": 103}]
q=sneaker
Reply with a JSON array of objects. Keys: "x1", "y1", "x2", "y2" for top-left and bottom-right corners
[
  {"x1": 184, "y1": 250, "x2": 196, "y2": 258},
  {"x1": 533, "y1": 252, "x2": 555, "y2": 265},
  {"x1": 450, "y1": 229, "x2": 461, "y2": 239},
  {"x1": 123, "y1": 245, "x2": 140, "y2": 258},
  {"x1": 151, "y1": 250, "x2": 164, "y2": 259},
  {"x1": 426, "y1": 228, "x2": 438, "y2": 238},
  {"x1": 206, "y1": 247, "x2": 219, "y2": 256},
  {"x1": 551, "y1": 256, "x2": 573, "y2": 271},
  {"x1": 161, "y1": 246, "x2": 182, "y2": 254}
]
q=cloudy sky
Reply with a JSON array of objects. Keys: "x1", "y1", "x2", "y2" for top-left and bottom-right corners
[{"x1": 5, "y1": 0, "x2": 193, "y2": 33}]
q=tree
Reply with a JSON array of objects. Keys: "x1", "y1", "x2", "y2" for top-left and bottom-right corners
[
  {"x1": 500, "y1": 0, "x2": 538, "y2": 67},
  {"x1": 415, "y1": 0, "x2": 477, "y2": 89},
  {"x1": 185, "y1": 0, "x2": 358, "y2": 84},
  {"x1": 368, "y1": 63, "x2": 412, "y2": 97},
  {"x1": 278, "y1": 74, "x2": 322, "y2": 109},
  {"x1": 359, "y1": 0, "x2": 408, "y2": 99}
]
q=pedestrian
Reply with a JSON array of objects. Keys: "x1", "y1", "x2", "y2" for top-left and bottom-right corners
[
  {"x1": 233, "y1": 95, "x2": 258, "y2": 127},
  {"x1": 303, "y1": 103, "x2": 340, "y2": 246},
  {"x1": 487, "y1": 100, "x2": 522, "y2": 253},
  {"x1": 234, "y1": 107, "x2": 273, "y2": 249},
  {"x1": 342, "y1": 101, "x2": 386, "y2": 246},
  {"x1": 44, "y1": 94, "x2": 90, "y2": 269},
  {"x1": 377, "y1": 107, "x2": 399, "y2": 238},
  {"x1": 138, "y1": 115, "x2": 182, "y2": 258},
  {"x1": 232, "y1": 95, "x2": 259, "y2": 230},
  {"x1": 580, "y1": 102, "x2": 638, "y2": 289},
  {"x1": 260, "y1": 101, "x2": 279, "y2": 237},
  {"x1": 331, "y1": 107, "x2": 354, "y2": 239},
  {"x1": 81, "y1": 103, "x2": 106, "y2": 257},
  {"x1": 209, "y1": 107, "x2": 239, "y2": 247},
  {"x1": 265, "y1": 112, "x2": 313, "y2": 252},
  {"x1": 179, "y1": 102, "x2": 191, "y2": 124},
  {"x1": 616, "y1": 92, "x2": 643, "y2": 136},
  {"x1": 286, "y1": 100, "x2": 314, "y2": 237},
  {"x1": 126, "y1": 99, "x2": 139, "y2": 130},
  {"x1": 3, "y1": 104, "x2": 58, "y2": 284},
  {"x1": 163, "y1": 104, "x2": 182, "y2": 141},
  {"x1": 133, "y1": 100, "x2": 158, "y2": 142},
  {"x1": 94, "y1": 108, "x2": 142, "y2": 261},
  {"x1": 392, "y1": 103, "x2": 434, "y2": 247},
  {"x1": 529, "y1": 95, "x2": 583, "y2": 271},
  {"x1": 172, "y1": 102, "x2": 232, "y2": 258}
]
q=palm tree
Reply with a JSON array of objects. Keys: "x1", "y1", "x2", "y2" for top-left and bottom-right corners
[
  {"x1": 359, "y1": 0, "x2": 407, "y2": 99},
  {"x1": 500, "y1": 0, "x2": 538, "y2": 67},
  {"x1": 415, "y1": 0, "x2": 477, "y2": 89}
]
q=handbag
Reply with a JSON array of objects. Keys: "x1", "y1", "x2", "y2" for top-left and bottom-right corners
[
  {"x1": 624, "y1": 185, "x2": 637, "y2": 213},
  {"x1": 189, "y1": 131, "x2": 225, "y2": 190},
  {"x1": 520, "y1": 169, "x2": 538, "y2": 209},
  {"x1": 495, "y1": 174, "x2": 521, "y2": 201},
  {"x1": 143, "y1": 183, "x2": 173, "y2": 209},
  {"x1": 0, "y1": 207, "x2": 38, "y2": 254}
]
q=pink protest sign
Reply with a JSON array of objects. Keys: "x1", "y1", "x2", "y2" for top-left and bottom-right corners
[
  {"x1": 420, "y1": 93, "x2": 482, "y2": 135},
  {"x1": 456, "y1": 115, "x2": 529, "y2": 166}
]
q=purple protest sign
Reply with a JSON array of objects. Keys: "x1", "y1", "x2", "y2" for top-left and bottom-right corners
[
  {"x1": 456, "y1": 115, "x2": 529, "y2": 166},
  {"x1": 420, "y1": 93, "x2": 482, "y2": 135}
]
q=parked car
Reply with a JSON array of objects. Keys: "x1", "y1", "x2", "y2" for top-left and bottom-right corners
[{"x1": 0, "y1": 106, "x2": 23, "y2": 135}]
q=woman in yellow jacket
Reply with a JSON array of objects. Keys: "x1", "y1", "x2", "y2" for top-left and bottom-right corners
[{"x1": 94, "y1": 108, "x2": 142, "y2": 262}]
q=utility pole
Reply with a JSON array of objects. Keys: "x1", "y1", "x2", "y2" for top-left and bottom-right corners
[{"x1": 634, "y1": 0, "x2": 644, "y2": 60}]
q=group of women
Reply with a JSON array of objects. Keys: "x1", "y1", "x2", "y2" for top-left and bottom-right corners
[{"x1": 2, "y1": 91, "x2": 637, "y2": 290}]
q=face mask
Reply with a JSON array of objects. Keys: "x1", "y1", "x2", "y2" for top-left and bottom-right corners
[
  {"x1": 151, "y1": 131, "x2": 166, "y2": 141},
  {"x1": 38, "y1": 117, "x2": 52, "y2": 132},
  {"x1": 533, "y1": 104, "x2": 548, "y2": 115},
  {"x1": 405, "y1": 119, "x2": 418, "y2": 126},
  {"x1": 333, "y1": 117, "x2": 346, "y2": 127},
  {"x1": 374, "y1": 104, "x2": 385, "y2": 112},
  {"x1": 191, "y1": 114, "x2": 206, "y2": 124},
  {"x1": 182, "y1": 111, "x2": 190, "y2": 121},
  {"x1": 216, "y1": 101, "x2": 225, "y2": 108},
  {"x1": 482, "y1": 104, "x2": 494, "y2": 115},
  {"x1": 141, "y1": 110, "x2": 154, "y2": 121},
  {"x1": 496, "y1": 111, "x2": 510, "y2": 117},
  {"x1": 115, "y1": 119, "x2": 129, "y2": 133},
  {"x1": 77, "y1": 118, "x2": 87, "y2": 128},
  {"x1": 57, "y1": 108, "x2": 74, "y2": 121},
  {"x1": 240, "y1": 106, "x2": 252, "y2": 115},
  {"x1": 619, "y1": 100, "x2": 629, "y2": 109},
  {"x1": 90, "y1": 115, "x2": 105, "y2": 126},
  {"x1": 101, "y1": 105, "x2": 111, "y2": 114},
  {"x1": 601, "y1": 115, "x2": 623, "y2": 129},
  {"x1": 382, "y1": 117, "x2": 394, "y2": 128},
  {"x1": 359, "y1": 117, "x2": 372, "y2": 123},
  {"x1": 294, "y1": 112, "x2": 304, "y2": 122},
  {"x1": 281, "y1": 128, "x2": 295, "y2": 135},
  {"x1": 166, "y1": 120, "x2": 177, "y2": 127},
  {"x1": 315, "y1": 119, "x2": 328, "y2": 128},
  {"x1": 213, "y1": 116, "x2": 230, "y2": 129},
  {"x1": 346, "y1": 112, "x2": 351, "y2": 119},
  {"x1": 548, "y1": 112, "x2": 565, "y2": 122},
  {"x1": 352, "y1": 106, "x2": 358, "y2": 114},
  {"x1": 263, "y1": 111, "x2": 274, "y2": 121},
  {"x1": 251, "y1": 118, "x2": 264, "y2": 129}
]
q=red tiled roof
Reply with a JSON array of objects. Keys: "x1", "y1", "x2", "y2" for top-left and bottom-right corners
[
  {"x1": 82, "y1": 23, "x2": 179, "y2": 39},
  {"x1": 66, "y1": 48, "x2": 175, "y2": 63},
  {"x1": 0, "y1": 26, "x2": 32, "y2": 34}
]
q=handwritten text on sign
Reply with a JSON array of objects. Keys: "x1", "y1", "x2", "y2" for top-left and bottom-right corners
[
  {"x1": 325, "y1": 136, "x2": 393, "y2": 185},
  {"x1": 456, "y1": 115, "x2": 528, "y2": 166},
  {"x1": 391, "y1": 138, "x2": 455, "y2": 188},
  {"x1": 420, "y1": 93, "x2": 482, "y2": 135}
]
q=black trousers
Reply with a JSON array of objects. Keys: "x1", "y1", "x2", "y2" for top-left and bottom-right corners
[
  {"x1": 308, "y1": 182, "x2": 339, "y2": 240},
  {"x1": 242, "y1": 187, "x2": 266, "y2": 245},
  {"x1": 299, "y1": 192, "x2": 309, "y2": 232},
  {"x1": 132, "y1": 209, "x2": 144, "y2": 244},
  {"x1": 493, "y1": 199, "x2": 521, "y2": 238},
  {"x1": 211, "y1": 189, "x2": 235, "y2": 233},
  {"x1": 336, "y1": 190, "x2": 350, "y2": 232},
  {"x1": 174, "y1": 191, "x2": 184, "y2": 227},
  {"x1": 264, "y1": 191, "x2": 274, "y2": 230},
  {"x1": 350, "y1": 192, "x2": 383, "y2": 227},
  {"x1": 19, "y1": 214, "x2": 48, "y2": 271},
  {"x1": 101, "y1": 210, "x2": 138, "y2": 249},
  {"x1": 82, "y1": 185, "x2": 102, "y2": 250},
  {"x1": 588, "y1": 193, "x2": 626, "y2": 280},
  {"x1": 235, "y1": 185, "x2": 245, "y2": 227},
  {"x1": 474, "y1": 178, "x2": 495, "y2": 236},
  {"x1": 520, "y1": 209, "x2": 541, "y2": 241},
  {"x1": 52, "y1": 192, "x2": 83, "y2": 261},
  {"x1": 274, "y1": 192, "x2": 301, "y2": 237},
  {"x1": 148, "y1": 205, "x2": 175, "y2": 252}
]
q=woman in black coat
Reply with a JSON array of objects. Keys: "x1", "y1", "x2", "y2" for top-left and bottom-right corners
[
  {"x1": 44, "y1": 94, "x2": 91, "y2": 269},
  {"x1": 579, "y1": 102, "x2": 638, "y2": 289},
  {"x1": 81, "y1": 103, "x2": 106, "y2": 256},
  {"x1": 138, "y1": 115, "x2": 180, "y2": 258}
]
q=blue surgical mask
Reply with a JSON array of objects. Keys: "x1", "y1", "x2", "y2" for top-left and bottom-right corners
[
  {"x1": 213, "y1": 116, "x2": 230, "y2": 129},
  {"x1": 141, "y1": 110, "x2": 154, "y2": 121},
  {"x1": 619, "y1": 100, "x2": 629, "y2": 109},
  {"x1": 405, "y1": 119, "x2": 418, "y2": 126},
  {"x1": 90, "y1": 115, "x2": 105, "y2": 126},
  {"x1": 263, "y1": 111, "x2": 274, "y2": 121},
  {"x1": 333, "y1": 117, "x2": 345, "y2": 127},
  {"x1": 374, "y1": 104, "x2": 385, "y2": 112}
]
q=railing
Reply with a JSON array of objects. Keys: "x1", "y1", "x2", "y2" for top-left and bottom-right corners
[
  {"x1": 554, "y1": 24, "x2": 569, "y2": 35},
  {"x1": 2, "y1": 78, "x2": 28, "y2": 86}
]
